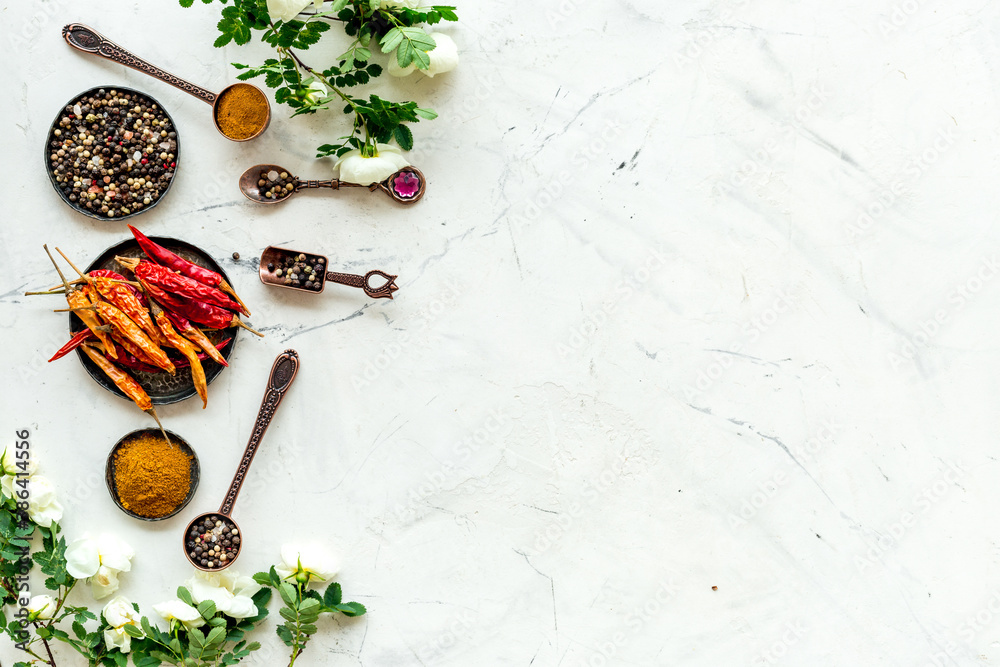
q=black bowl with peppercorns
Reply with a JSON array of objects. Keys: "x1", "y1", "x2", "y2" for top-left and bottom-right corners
[{"x1": 45, "y1": 85, "x2": 180, "y2": 221}]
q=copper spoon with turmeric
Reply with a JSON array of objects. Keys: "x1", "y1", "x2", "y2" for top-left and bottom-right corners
[
  {"x1": 62, "y1": 23, "x2": 271, "y2": 142},
  {"x1": 239, "y1": 163, "x2": 427, "y2": 205},
  {"x1": 182, "y1": 350, "x2": 300, "y2": 572}
]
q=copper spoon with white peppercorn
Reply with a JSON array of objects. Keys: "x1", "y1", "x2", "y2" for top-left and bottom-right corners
[
  {"x1": 183, "y1": 350, "x2": 299, "y2": 572},
  {"x1": 239, "y1": 163, "x2": 426, "y2": 205}
]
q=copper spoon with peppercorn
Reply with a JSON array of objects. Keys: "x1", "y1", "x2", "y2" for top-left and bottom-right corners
[
  {"x1": 239, "y1": 163, "x2": 426, "y2": 205},
  {"x1": 259, "y1": 245, "x2": 399, "y2": 300},
  {"x1": 183, "y1": 350, "x2": 299, "y2": 572},
  {"x1": 62, "y1": 23, "x2": 271, "y2": 142}
]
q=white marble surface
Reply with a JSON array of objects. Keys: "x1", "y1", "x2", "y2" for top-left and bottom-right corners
[{"x1": 3, "y1": 0, "x2": 1000, "y2": 664}]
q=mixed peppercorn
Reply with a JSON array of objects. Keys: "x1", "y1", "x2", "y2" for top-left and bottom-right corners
[
  {"x1": 257, "y1": 169, "x2": 296, "y2": 200},
  {"x1": 187, "y1": 515, "x2": 240, "y2": 569},
  {"x1": 266, "y1": 252, "x2": 326, "y2": 291},
  {"x1": 47, "y1": 88, "x2": 177, "y2": 219}
]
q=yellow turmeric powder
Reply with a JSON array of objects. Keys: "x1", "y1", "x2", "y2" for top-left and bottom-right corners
[
  {"x1": 113, "y1": 432, "x2": 193, "y2": 518},
  {"x1": 214, "y1": 84, "x2": 268, "y2": 140}
]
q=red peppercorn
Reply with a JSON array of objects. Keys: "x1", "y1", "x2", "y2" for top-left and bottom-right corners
[{"x1": 141, "y1": 158, "x2": 147, "y2": 164}]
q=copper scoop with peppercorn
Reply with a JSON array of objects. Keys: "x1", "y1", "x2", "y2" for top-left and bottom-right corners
[
  {"x1": 184, "y1": 350, "x2": 299, "y2": 572},
  {"x1": 259, "y1": 246, "x2": 400, "y2": 300},
  {"x1": 239, "y1": 163, "x2": 426, "y2": 205}
]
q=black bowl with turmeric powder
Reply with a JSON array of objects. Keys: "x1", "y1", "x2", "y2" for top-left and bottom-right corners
[{"x1": 106, "y1": 428, "x2": 200, "y2": 521}]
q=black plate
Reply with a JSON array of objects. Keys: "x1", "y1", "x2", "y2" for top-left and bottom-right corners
[
  {"x1": 69, "y1": 236, "x2": 238, "y2": 405},
  {"x1": 44, "y1": 85, "x2": 180, "y2": 222},
  {"x1": 106, "y1": 428, "x2": 200, "y2": 521}
]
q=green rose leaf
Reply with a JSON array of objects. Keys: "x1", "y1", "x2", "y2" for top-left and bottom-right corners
[
  {"x1": 323, "y1": 582, "x2": 343, "y2": 607},
  {"x1": 335, "y1": 602, "x2": 367, "y2": 617},
  {"x1": 278, "y1": 582, "x2": 297, "y2": 606},
  {"x1": 197, "y1": 599, "x2": 217, "y2": 620},
  {"x1": 177, "y1": 586, "x2": 194, "y2": 606}
]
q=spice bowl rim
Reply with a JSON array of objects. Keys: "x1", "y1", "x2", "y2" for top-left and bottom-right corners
[
  {"x1": 211, "y1": 82, "x2": 271, "y2": 143},
  {"x1": 44, "y1": 84, "x2": 181, "y2": 222},
  {"x1": 105, "y1": 427, "x2": 200, "y2": 522}
]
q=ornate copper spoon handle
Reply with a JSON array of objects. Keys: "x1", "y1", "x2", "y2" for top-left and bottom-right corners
[
  {"x1": 294, "y1": 179, "x2": 340, "y2": 190},
  {"x1": 63, "y1": 23, "x2": 218, "y2": 105},
  {"x1": 326, "y1": 270, "x2": 399, "y2": 300},
  {"x1": 293, "y1": 167, "x2": 425, "y2": 204},
  {"x1": 218, "y1": 350, "x2": 300, "y2": 517},
  {"x1": 293, "y1": 180, "x2": 376, "y2": 191}
]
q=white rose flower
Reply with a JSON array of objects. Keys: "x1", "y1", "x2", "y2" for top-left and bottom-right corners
[
  {"x1": 0, "y1": 460, "x2": 30, "y2": 498},
  {"x1": 102, "y1": 596, "x2": 139, "y2": 654},
  {"x1": 0, "y1": 446, "x2": 28, "y2": 475},
  {"x1": 66, "y1": 534, "x2": 134, "y2": 599},
  {"x1": 334, "y1": 143, "x2": 409, "y2": 186},
  {"x1": 274, "y1": 544, "x2": 338, "y2": 585},
  {"x1": 388, "y1": 32, "x2": 459, "y2": 78},
  {"x1": 219, "y1": 571, "x2": 263, "y2": 600},
  {"x1": 380, "y1": 0, "x2": 419, "y2": 7},
  {"x1": 0, "y1": 476, "x2": 14, "y2": 500},
  {"x1": 1, "y1": 450, "x2": 38, "y2": 500},
  {"x1": 303, "y1": 80, "x2": 327, "y2": 104},
  {"x1": 224, "y1": 594, "x2": 259, "y2": 619},
  {"x1": 27, "y1": 595, "x2": 57, "y2": 620},
  {"x1": 185, "y1": 571, "x2": 260, "y2": 619},
  {"x1": 92, "y1": 566, "x2": 121, "y2": 601},
  {"x1": 153, "y1": 600, "x2": 205, "y2": 630},
  {"x1": 267, "y1": 0, "x2": 321, "y2": 22},
  {"x1": 26, "y1": 476, "x2": 63, "y2": 528},
  {"x1": 186, "y1": 572, "x2": 234, "y2": 609}
]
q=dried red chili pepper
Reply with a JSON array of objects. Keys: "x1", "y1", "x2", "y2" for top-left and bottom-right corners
[
  {"x1": 110, "y1": 330, "x2": 161, "y2": 368},
  {"x1": 165, "y1": 310, "x2": 229, "y2": 366},
  {"x1": 88, "y1": 301, "x2": 176, "y2": 374},
  {"x1": 180, "y1": 338, "x2": 232, "y2": 366},
  {"x1": 90, "y1": 269, "x2": 147, "y2": 305},
  {"x1": 127, "y1": 225, "x2": 251, "y2": 315},
  {"x1": 43, "y1": 245, "x2": 118, "y2": 360},
  {"x1": 81, "y1": 344, "x2": 152, "y2": 410},
  {"x1": 118, "y1": 257, "x2": 242, "y2": 313},
  {"x1": 80, "y1": 343, "x2": 170, "y2": 442},
  {"x1": 92, "y1": 276, "x2": 161, "y2": 341},
  {"x1": 139, "y1": 279, "x2": 262, "y2": 336},
  {"x1": 149, "y1": 297, "x2": 207, "y2": 409},
  {"x1": 49, "y1": 329, "x2": 95, "y2": 362},
  {"x1": 113, "y1": 337, "x2": 231, "y2": 373},
  {"x1": 111, "y1": 341, "x2": 162, "y2": 374}
]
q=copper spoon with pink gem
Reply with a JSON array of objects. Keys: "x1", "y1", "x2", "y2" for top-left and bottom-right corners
[{"x1": 239, "y1": 164, "x2": 426, "y2": 205}]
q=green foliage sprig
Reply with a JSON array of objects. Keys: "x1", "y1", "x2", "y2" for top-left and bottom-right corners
[
  {"x1": 2, "y1": 464, "x2": 366, "y2": 667},
  {"x1": 128, "y1": 586, "x2": 268, "y2": 667},
  {"x1": 179, "y1": 0, "x2": 459, "y2": 158},
  {"x1": 1, "y1": 512, "x2": 118, "y2": 667},
  {"x1": 253, "y1": 566, "x2": 365, "y2": 666}
]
